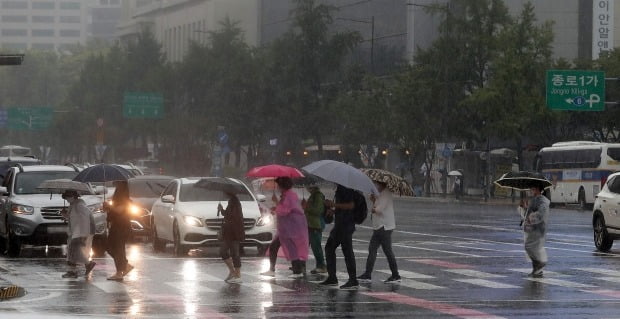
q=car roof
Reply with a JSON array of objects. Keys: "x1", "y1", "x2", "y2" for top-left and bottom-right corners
[
  {"x1": 16, "y1": 165, "x2": 79, "y2": 172},
  {"x1": 128, "y1": 175, "x2": 175, "y2": 181},
  {"x1": 0, "y1": 156, "x2": 40, "y2": 162}
]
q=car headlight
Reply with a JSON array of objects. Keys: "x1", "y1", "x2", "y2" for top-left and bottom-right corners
[
  {"x1": 183, "y1": 215, "x2": 203, "y2": 227},
  {"x1": 128, "y1": 203, "x2": 146, "y2": 216},
  {"x1": 11, "y1": 204, "x2": 34, "y2": 215},
  {"x1": 256, "y1": 214, "x2": 273, "y2": 227}
]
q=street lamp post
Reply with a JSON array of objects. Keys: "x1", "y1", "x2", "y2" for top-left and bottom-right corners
[{"x1": 336, "y1": 16, "x2": 375, "y2": 73}]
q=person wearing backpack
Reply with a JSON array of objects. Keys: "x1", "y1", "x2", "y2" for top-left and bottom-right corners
[
  {"x1": 320, "y1": 184, "x2": 359, "y2": 290},
  {"x1": 303, "y1": 185, "x2": 326, "y2": 274},
  {"x1": 357, "y1": 181, "x2": 401, "y2": 284}
]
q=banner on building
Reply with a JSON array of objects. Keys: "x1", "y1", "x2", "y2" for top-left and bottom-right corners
[{"x1": 593, "y1": 0, "x2": 614, "y2": 59}]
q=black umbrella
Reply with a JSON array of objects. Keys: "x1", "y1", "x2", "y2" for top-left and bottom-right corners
[
  {"x1": 494, "y1": 171, "x2": 552, "y2": 191},
  {"x1": 194, "y1": 177, "x2": 247, "y2": 195},
  {"x1": 73, "y1": 164, "x2": 135, "y2": 183}
]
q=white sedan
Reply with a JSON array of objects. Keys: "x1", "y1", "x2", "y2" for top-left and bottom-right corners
[
  {"x1": 150, "y1": 177, "x2": 275, "y2": 256},
  {"x1": 593, "y1": 171, "x2": 620, "y2": 252}
]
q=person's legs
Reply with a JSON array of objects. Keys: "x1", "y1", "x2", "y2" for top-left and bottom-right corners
[
  {"x1": 268, "y1": 237, "x2": 281, "y2": 271},
  {"x1": 360, "y1": 229, "x2": 381, "y2": 279},
  {"x1": 107, "y1": 227, "x2": 129, "y2": 279},
  {"x1": 340, "y1": 230, "x2": 356, "y2": 282},
  {"x1": 220, "y1": 240, "x2": 235, "y2": 281},
  {"x1": 309, "y1": 228, "x2": 325, "y2": 269},
  {"x1": 380, "y1": 229, "x2": 400, "y2": 279},
  {"x1": 321, "y1": 230, "x2": 340, "y2": 285}
]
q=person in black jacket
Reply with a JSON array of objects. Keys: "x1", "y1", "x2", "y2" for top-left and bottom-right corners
[
  {"x1": 104, "y1": 181, "x2": 134, "y2": 281},
  {"x1": 218, "y1": 191, "x2": 245, "y2": 283}
]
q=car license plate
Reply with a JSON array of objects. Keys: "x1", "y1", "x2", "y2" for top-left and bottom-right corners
[{"x1": 47, "y1": 225, "x2": 67, "y2": 233}]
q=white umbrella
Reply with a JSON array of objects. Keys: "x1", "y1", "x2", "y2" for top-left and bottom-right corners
[
  {"x1": 302, "y1": 160, "x2": 379, "y2": 194},
  {"x1": 37, "y1": 179, "x2": 93, "y2": 194},
  {"x1": 448, "y1": 170, "x2": 462, "y2": 176}
]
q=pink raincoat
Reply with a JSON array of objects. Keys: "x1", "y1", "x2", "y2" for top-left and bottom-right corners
[{"x1": 275, "y1": 189, "x2": 309, "y2": 261}]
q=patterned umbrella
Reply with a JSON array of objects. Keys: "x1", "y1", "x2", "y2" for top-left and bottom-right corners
[
  {"x1": 494, "y1": 171, "x2": 552, "y2": 191},
  {"x1": 360, "y1": 168, "x2": 414, "y2": 196}
]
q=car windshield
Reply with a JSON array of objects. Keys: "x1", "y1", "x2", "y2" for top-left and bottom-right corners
[
  {"x1": 179, "y1": 183, "x2": 253, "y2": 202},
  {"x1": 129, "y1": 179, "x2": 171, "y2": 198},
  {"x1": 14, "y1": 171, "x2": 79, "y2": 194}
]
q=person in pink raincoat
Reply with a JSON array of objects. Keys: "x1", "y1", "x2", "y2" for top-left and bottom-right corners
[{"x1": 272, "y1": 177, "x2": 309, "y2": 277}]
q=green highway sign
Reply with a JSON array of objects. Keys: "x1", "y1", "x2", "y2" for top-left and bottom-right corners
[
  {"x1": 7, "y1": 106, "x2": 53, "y2": 130},
  {"x1": 546, "y1": 70, "x2": 605, "y2": 111},
  {"x1": 123, "y1": 92, "x2": 163, "y2": 119}
]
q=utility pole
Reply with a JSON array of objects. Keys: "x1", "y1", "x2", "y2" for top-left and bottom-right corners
[{"x1": 336, "y1": 16, "x2": 375, "y2": 73}]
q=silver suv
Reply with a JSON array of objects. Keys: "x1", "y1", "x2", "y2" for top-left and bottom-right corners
[{"x1": 0, "y1": 164, "x2": 107, "y2": 257}]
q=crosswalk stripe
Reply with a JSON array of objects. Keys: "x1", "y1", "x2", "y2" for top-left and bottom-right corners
[
  {"x1": 596, "y1": 276, "x2": 620, "y2": 283},
  {"x1": 454, "y1": 279, "x2": 519, "y2": 289},
  {"x1": 92, "y1": 281, "x2": 128, "y2": 293},
  {"x1": 444, "y1": 269, "x2": 505, "y2": 278},
  {"x1": 378, "y1": 269, "x2": 433, "y2": 279},
  {"x1": 242, "y1": 282, "x2": 292, "y2": 292},
  {"x1": 526, "y1": 277, "x2": 596, "y2": 288},
  {"x1": 508, "y1": 268, "x2": 568, "y2": 277},
  {"x1": 575, "y1": 267, "x2": 620, "y2": 277},
  {"x1": 398, "y1": 279, "x2": 444, "y2": 290}
]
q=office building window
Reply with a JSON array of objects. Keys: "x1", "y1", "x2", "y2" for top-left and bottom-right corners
[
  {"x1": 1, "y1": 42, "x2": 27, "y2": 49},
  {"x1": 32, "y1": 2, "x2": 55, "y2": 9},
  {"x1": 1, "y1": 1, "x2": 28, "y2": 9},
  {"x1": 60, "y1": 29, "x2": 80, "y2": 37},
  {"x1": 59, "y1": 2, "x2": 80, "y2": 10},
  {"x1": 32, "y1": 43, "x2": 54, "y2": 50},
  {"x1": 1, "y1": 15, "x2": 27, "y2": 22},
  {"x1": 32, "y1": 16, "x2": 54, "y2": 23},
  {"x1": 1, "y1": 29, "x2": 27, "y2": 36},
  {"x1": 59, "y1": 16, "x2": 80, "y2": 23},
  {"x1": 32, "y1": 29, "x2": 54, "y2": 37}
]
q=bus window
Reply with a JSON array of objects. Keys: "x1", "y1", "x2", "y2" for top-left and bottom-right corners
[{"x1": 607, "y1": 148, "x2": 620, "y2": 161}]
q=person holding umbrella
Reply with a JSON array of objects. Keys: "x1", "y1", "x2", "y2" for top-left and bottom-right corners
[
  {"x1": 521, "y1": 183, "x2": 550, "y2": 277},
  {"x1": 60, "y1": 190, "x2": 96, "y2": 279},
  {"x1": 104, "y1": 181, "x2": 134, "y2": 281},
  {"x1": 357, "y1": 181, "x2": 401, "y2": 284},
  {"x1": 217, "y1": 190, "x2": 245, "y2": 283}
]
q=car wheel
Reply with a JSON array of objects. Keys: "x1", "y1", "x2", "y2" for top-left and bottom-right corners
[
  {"x1": 152, "y1": 222, "x2": 166, "y2": 252},
  {"x1": 6, "y1": 224, "x2": 20, "y2": 257},
  {"x1": 172, "y1": 221, "x2": 188, "y2": 257},
  {"x1": 594, "y1": 215, "x2": 614, "y2": 252},
  {"x1": 578, "y1": 188, "x2": 587, "y2": 210},
  {"x1": 256, "y1": 244, "x2": 268, "y2": 256},
  {"x1": 91, "y1": 234, "x2": 107, "y2": 257}
]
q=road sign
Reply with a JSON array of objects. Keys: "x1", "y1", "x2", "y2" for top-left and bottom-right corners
[
  {"x1": 123, "y1": 92, "x2": 163, "y2": 119},
  {"x1": 546, "y1": 70, "x2": 605, "y2": 111},
  {"x1": 7, "y1": 107, "x2": 53, "y2": 130}
]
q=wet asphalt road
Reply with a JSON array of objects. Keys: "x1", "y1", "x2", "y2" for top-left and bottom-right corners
[{"x1": 1, "y1": 197, "x2": 620, "y2": 318}]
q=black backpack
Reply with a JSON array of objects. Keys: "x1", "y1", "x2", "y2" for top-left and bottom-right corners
[{"x1": 352, "y1": 191, "x2": 368, "y2": 224}]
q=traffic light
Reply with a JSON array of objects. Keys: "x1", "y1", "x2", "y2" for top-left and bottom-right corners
[{"x1": 0, "y1": 54, "x2": 24, "y2": 66}]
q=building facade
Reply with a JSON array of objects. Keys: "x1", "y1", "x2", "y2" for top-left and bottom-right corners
[
  {"x1": 0, "y1": 0, "x2": 122, "y2": 51},
  {"x1": 117, "y1": 0, "x2": 260, "y2": 62}
]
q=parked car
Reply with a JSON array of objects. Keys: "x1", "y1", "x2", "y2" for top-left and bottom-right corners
[
  {"x1": 126, "y1": 175, "x2": 175, "y2": 239},
  {"x1": 0, "y1": 164, "x2": 107, "y2": 257},
  {"x1": 0, "y1": 156, "x2": 41, "y2": 181},
  {"x1": 150, "y1": 177, "x2": 275, "y2": 256},
  {"x1": 593, "y1": 171, "x2": 620, "y2": 252}
]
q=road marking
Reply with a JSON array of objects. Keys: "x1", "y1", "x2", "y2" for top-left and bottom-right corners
[
  {"x1": 92, "y1": 281, "x2": 128, "y2": 293},
  {"x1": 363, "y1": 292, "x2": 506, "y2": 319},
  {"x1": 596, "y1": 277, "x2": 620, "y2": 283},
  {"x1": 398, "y1": 279, "x2": 444, "y2": 290},
  {"x1": 378, "y1": 269, "x2": 434, "y2": 279},
  {"x1": 585, "y1": 289, "x2": 620, "y2": 299},
  {"x1": 394, "y1": 243, "x2": 483, "y2": 257},
  {"x1": 241, "y1": 282, "x2": 292, "y2": 292},
  {"x1": 455, "y1": 279, "x2": 519, "y2": 289},
  {"x1": 509, "y1": 268, "x2": 568, "y2": 277},
  {"x1": 411, "y1": 259, "x2": 474, "y2": 269},
  {"x1": 576, "y1": 267, "x2": 620, "y2": 277},
  {"x1": 526, "y1": 277, "x2": 596, "y2": 288},
  {"x1": 444, "y1": 269, "x2": 505, "y2": 278}
]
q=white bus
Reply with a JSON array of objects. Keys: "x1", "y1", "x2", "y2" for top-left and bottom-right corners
[{"x1": 535, "y1": 141, "x2": 620, "y2": 209}]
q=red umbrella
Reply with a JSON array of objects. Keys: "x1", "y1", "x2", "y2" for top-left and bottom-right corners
[{"x1": 246, "y1": 164, "x2": 304, "y2": 178}]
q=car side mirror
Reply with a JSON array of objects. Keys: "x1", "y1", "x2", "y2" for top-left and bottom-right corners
[
  {"x1": 93, "y1": 186, "x2": 106, "y2": 195},
  {"x1": 161, "y1": 194, "x2": 175, "y2": 203},
  {"x1": 256, "y1": 194, "x2": 266, "y2": 202}
]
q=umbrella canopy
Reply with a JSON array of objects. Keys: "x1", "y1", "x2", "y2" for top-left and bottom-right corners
[
  {"x1": 360, "y1": 168, "x2": 414, "y2": 196},
  {"x1": 246, "y1": 164, "x2": 304, "y2": 178},
  {"x1": 37, "y1": 179, "x2": 93, "y2": 194},
  {"x1": 73, "y1": 164, "x2": 134, "y2": 183},
  {"x1": 194, "y1": 177, "x2": 247, "y2": 195},
  {"x1": 494, "y1": 171, "x2": 552, "y2": 191},
  {"x1": 448, "y1": 170, "x2": 462, "y2": 177},
  {"x1": 302, "y1": 160, "x2": 378, "y2": 194}
]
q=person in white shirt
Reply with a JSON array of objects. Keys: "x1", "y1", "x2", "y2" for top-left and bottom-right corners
[
  {"x1": 357, "y1": 181, "x2": 401, "y2": 284},
  {"x1": 60, "y1": 190, "x2": 96, "y2": 279}
]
